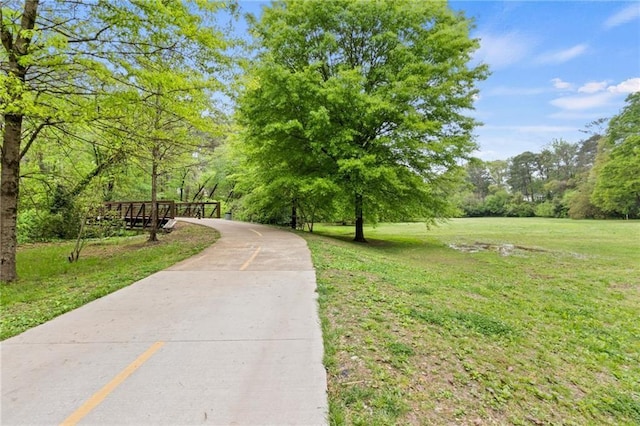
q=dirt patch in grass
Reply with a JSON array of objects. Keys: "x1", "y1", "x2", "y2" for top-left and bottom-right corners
[{"x1": 448, "y1": 242, "x2": 548, "y2": 256}]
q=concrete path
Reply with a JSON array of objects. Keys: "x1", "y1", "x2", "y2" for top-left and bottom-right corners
[{"x1": 1, "y1": 219, "x2": 327, "y2": 425}]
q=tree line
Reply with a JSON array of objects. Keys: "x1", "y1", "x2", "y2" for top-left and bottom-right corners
[{"x1": 457, "y1": 93, "x2": 639, "y2": 220}]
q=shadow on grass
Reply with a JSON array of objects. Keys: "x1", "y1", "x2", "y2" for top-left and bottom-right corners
[{"x1": 308, "y1": 229, "x2": 442, "y2": 252}]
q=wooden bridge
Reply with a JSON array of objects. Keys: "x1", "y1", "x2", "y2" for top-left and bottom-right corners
[{"x1": 99, "y1": 201, "x2": 221, "y2": 230}]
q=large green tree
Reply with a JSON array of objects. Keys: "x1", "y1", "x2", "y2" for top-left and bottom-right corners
[
  {"x1": 237, "y1": 0, "x2": 487, "y2": 241},
  {"x1": 592, "y1": 93, "x2": 640, "y2": 218}
]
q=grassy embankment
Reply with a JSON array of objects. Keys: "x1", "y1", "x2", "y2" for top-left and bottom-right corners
[
  {"x1": 303, "y1": 218, "x2": 640, "y2": 425},
  {"x1": 0, "y1": 222, "x2": 219, "y2": 340}
]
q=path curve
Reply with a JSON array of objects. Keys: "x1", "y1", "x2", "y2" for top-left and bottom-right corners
[{"x1": 1, "y1": 219, "x2": 327, "y2": 425}]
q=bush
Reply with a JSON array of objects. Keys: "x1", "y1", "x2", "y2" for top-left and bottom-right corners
[
  {"x1": 535, "y1": 201, "x2": 556, "y2": 218},
  {"x1": 505, "y1": 200, "x2": 535, "y2": 217},
  {"x1": 16, "y1": 209, "x2": 40, "y2": 244},
  {"x1": 483, "y1": 191, "x2": 510, "y2": 216},
  {"x1": 459, "y1": 196, "x2": 486, "y2": 217},
  {"x1": 567, "y1": 187, "x2": 607, "y2": 219},
  {"x1": 17, "y1": 207, "x2": 83, "y2": 243}
]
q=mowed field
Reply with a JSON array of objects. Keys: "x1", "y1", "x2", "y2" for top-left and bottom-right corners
[{"x1": 303, "y1": 218, "x2": 640, "y2": 425}]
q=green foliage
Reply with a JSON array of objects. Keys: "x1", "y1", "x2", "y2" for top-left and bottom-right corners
[
  {"x1": 236, "y1": 0, "x2": 488, "y2": 239},
  {"x1": 534, "y1": 200, "x2": 558, "y2": 218},
  {"x1": 507, "y1": 151, "x2": 539, "y2": 202},
  {"x1": 458, "y1": 135, "x2": 611, "y2": 219},
  {"x1": 15, "y1": 209, "x2": 39, "y2": 244},
  {"x1": 459, "y1": 188, "x2": 536, "y2": 218},
  {"x1": 483, "y1": 190, "x2": 510, "y2": 216},
  {"x1": 2, "y1": 0, "x2": 236, "y2": 280},
  {"x1": 458, "y1": 96, "x2": 639, "y2": 220},
  {"x1": 567, "y1": 183, "x2": 607, "y2": 219},
  {"x1": 592, "y1": 94, "x2": 640, "y2": 218}
]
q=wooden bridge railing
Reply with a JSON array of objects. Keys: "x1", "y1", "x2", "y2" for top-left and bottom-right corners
[
  {"x1": 98, "y1": 201, "x2": 221, "y2": 230},
  {"x1": 175, "y1": 202, "x2": 221, "y2": 219},
  {"x1": 101, "y1": 201, "x2": 176, "y2": 230}
]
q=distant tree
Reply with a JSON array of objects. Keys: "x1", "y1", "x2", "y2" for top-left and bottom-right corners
[
  {"x1": 237, "y1": 0, "x2": 487, "y2": 242},
  {"x1": 464, "y1": 158, "x2": 491, "y2": 201},
  {"x1": 592, "y1": 93, "x2": 640, "y2": 219},
  {"x1": 562, "y1": 134, "x2": 603, "y2": 219},
  {"x1": 482, "y1": 190, "x2": 509, "y2": 216},
  {"x1": 576, "y1": 134, "x2": 602, "y2": 173},
  {"x1": 486, "y1": 159, "x2": 509, "y2": 190},
  {"x1": 548, "y1": 139, "x2": 578, "y2": 182},
  {"x1": 567, "y1": 179, "x2": 606, "y2": 219},
  {"x1": 507, "y1": 151, "x2": 539, "y2": 202},
  {"x1": 535, "y1": 148, "x2": 554, "y2": 183}
]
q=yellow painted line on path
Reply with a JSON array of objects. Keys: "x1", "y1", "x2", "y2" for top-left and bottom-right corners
[
  {"x1": 240, "y1": 246, "x2": 261, "y2": 271},
  {"x1": 60, "y1": 341, "x2": 165, "y2": 426},
  {"x1": 249, "y1": 228, "x2": 263, "y2": 237}
]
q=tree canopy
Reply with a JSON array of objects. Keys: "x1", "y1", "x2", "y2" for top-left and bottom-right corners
[
  {"x1": 235, "y1": 0, "x2": 487, "y2": 241},
  {"x1": 592, "y1": 93, "x2": 640, "y2": 218},
  {"x1": 1, "y1": 0, "x2": 235, "y2": 281}
]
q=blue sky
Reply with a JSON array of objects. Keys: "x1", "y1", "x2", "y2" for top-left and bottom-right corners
[
  {"x1": 237, "y1": 1, "x2": 640, "y2": 160},
  {"x1": 450, "y1": 1, "x2": 640, "y2": 160}
]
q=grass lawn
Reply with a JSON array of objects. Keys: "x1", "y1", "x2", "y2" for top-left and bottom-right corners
[
  {"x1": 0, "y1": 222, "x2": 219, "y2": 340},
  {"x1": 302, "y1": 218, "x2": 640, "y2": 425}
]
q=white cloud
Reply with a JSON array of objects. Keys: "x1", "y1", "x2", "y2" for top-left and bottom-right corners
[
  {"x1": 474, "y1": 32, "x2": 534, "y2": 69},
  {"x1": 578, "y1": 81, "x2": 609, "y2": 94},
  {"x1": 514, "y1": 125, "x2": 578, "y2": 133},
  {"x1": 551, "y1": 78, "x2": 573, "y2": 90},
  {"x1": 604, "y1": 4, "x2": 640, "y2": 29},
  {"x1": 549, "y1": 111, "x2": 611, "y2": 121},
  {"x1": 483, "y1": 125, "x2": 578, "y2": 133},
  {"x1": 550, "y1": 92, "x2": 616, "y2": 110},
  {"x1": 607, "y1": 78, "x2": 640, "y2": 94},
  {"x1": 536, "y1": 44, "x2": 588, "y2": 64},
  {"x1": 550, "y1": 78, "x2": 640, "y2": 112},
  {"x1": 486, "y1": 86, "x2": 548, "y2": 96}
]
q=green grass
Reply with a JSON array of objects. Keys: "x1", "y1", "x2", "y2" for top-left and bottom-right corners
[
  {"x1": 0, "y1": 222, "x2": 219, "y2": 340},
  {"x1": 302, "y1": 218, "x2": 640, "y2": 425}
]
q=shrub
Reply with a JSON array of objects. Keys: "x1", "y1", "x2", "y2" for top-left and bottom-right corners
[{"x1": 535, "y1": 201, "x2": 556, "y2": 218}]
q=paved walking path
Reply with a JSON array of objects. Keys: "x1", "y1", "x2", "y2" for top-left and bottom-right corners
[{"x1": 1, "y1": 219, "x2": 327, "y2": 425}]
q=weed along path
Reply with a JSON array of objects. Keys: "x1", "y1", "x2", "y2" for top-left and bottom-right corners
[{"x1": 1, "y1": 219, "x2": 328, "y2": 425}]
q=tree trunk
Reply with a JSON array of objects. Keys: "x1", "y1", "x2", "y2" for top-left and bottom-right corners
[
  {"x1": 1, "y1": 114, "x2": 23, "y2": 282},
  {"x1": 354, "y1": 192, "x2": 366, "y2": 243},
  {"x1": 148, "y1": 148, "x2": 159, "y2": 242},
  {"x1": 1, "y1": 0, "x2": 40, "y2": 282},
  {"x1": 291, "y1": 198, "x2": 297, "y2": 230}
]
